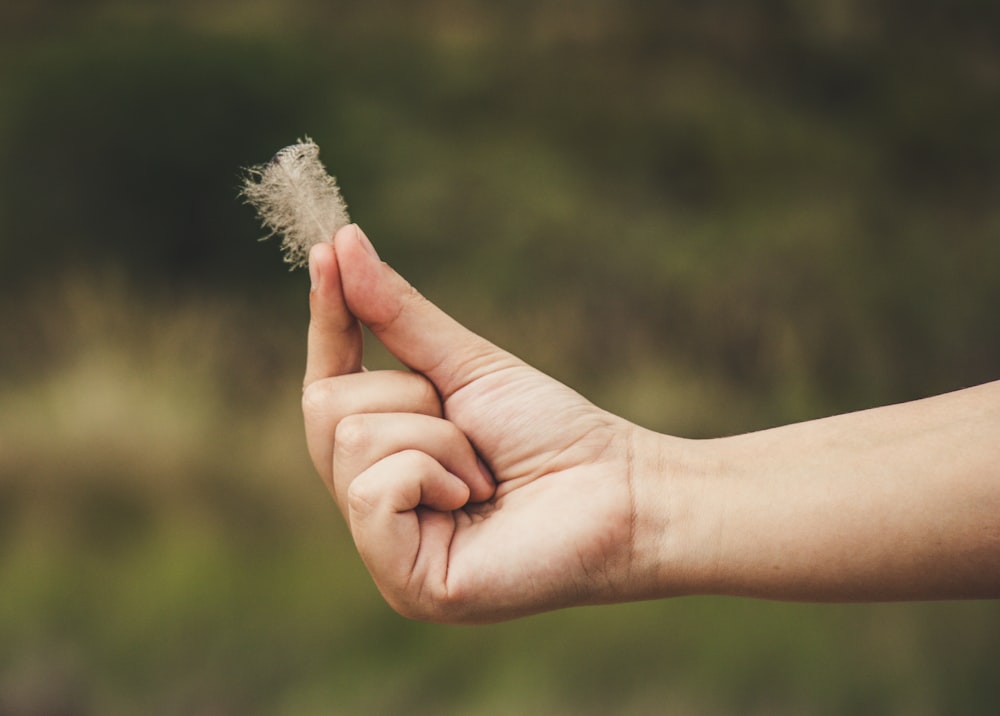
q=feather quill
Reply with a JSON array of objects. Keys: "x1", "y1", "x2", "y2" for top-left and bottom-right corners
[{"x1": 241, "y1": 137, "x2": 350, "y2": 269}]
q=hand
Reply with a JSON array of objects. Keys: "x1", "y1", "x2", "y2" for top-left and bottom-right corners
[
  {"x1": 301, "y1": 224, "x2": 1000, "y2": 616},
  {"x1": 302, "y1": 225, "x2": 668, "y2": 623}
]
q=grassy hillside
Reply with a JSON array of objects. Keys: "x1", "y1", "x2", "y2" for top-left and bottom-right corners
[{"x1": 1, "y1": 1, "x2": 998, "y2": 713}]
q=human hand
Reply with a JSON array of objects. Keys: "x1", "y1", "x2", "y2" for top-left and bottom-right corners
[{"x1": 302, "y1": 225, "x2": 674, "y2": 623}]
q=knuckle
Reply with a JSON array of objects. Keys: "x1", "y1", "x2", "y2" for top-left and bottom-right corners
[
  {"x1": 346, "y1": 477, "x2": 378, "y2": 519},
  {"x1": 366, "y1": 281, "x2": 431, "y2": 340},
  {"x1": 301, "y1": 380, "x2": 329, "y2": 421},
  {"x1": 334, "y1": 413, "x2": 372, "y2": 458}
]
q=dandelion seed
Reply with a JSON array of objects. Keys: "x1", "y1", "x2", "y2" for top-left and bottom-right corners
[{"x1": 241, "y1": 137, "x2": 350, "y2": 269}]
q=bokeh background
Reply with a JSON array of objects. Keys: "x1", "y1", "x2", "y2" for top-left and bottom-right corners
[{"x1": 1, "y1": 1, "x2": 998, "y2": 713}]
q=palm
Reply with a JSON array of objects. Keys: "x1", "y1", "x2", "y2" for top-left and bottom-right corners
[
  {"x1": 308, "y1": 226, "x2": 642, "y2": 622},
  {"x1": 427, "y1": 363, "x2": 638, "y2": 620}
]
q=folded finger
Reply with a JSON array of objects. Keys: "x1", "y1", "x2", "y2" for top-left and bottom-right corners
[
  {"x1": 303, "y1": 369, "x2": 443, "y2": 485},
  {"x1": 347, "y1": 449, "x2": 469, "y2": 611},
  {"x1": 331, "y1": 412, "x2": 495, "y2": 515}
]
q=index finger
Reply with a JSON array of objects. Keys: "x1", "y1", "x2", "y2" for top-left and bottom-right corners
[{"x1": 304, "y1": 232, "x2": 364, "y2": 388}]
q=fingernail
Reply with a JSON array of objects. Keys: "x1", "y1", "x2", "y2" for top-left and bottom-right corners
[{"x1": 354, "y1": 224, "x2": 379, "y2": 259}]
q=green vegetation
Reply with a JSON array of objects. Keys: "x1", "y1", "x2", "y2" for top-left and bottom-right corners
[{"x1": 1, "y1": 1, "x2": 998, "y2": 713}]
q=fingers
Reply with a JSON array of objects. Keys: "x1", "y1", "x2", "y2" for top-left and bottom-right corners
[
  {"x1": 332, "y1": 412, "x2": 495, "y2": 515},
  {"x1": 337, "y1": 414, "x2": 497, "y2": 618},
  {"x1": 304, "y1": 235, "x2": 363, "y2": 389},
  {"x1": 333, "y1": 225, "x2": 522, "y2": 399},
  {"x1": 303, "y1": 369, "x2": 443, "y2": 488},
  {"x1": 347, "y1": 450, "x2": 468, "y2": 612}
]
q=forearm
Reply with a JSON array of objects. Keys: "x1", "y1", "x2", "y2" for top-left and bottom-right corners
[{"x1": 645, "y1": 381, "x2": 1000, "y2": 602}]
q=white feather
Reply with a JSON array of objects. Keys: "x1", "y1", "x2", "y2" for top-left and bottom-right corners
[{"x1": 241, "y1": 137, "x2": 350, "y2": 269}]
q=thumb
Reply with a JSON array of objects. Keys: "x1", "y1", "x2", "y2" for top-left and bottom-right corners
[{"x1": 334, "y1": 225, "x2": 518, "y2": 399}]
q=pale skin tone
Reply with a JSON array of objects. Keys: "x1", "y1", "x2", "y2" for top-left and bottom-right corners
[{"x1": 303, "y1": 224, "x2": 1000, "y2": 624}]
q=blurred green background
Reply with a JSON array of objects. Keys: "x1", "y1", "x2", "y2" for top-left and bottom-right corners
[{"x1": 1, "y1": 1, "x2": 998, "y2": 713}]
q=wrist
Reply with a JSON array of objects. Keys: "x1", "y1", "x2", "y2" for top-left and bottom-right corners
[{"x1": 626, "y1": 426, "x2": 726, "y2": 600}]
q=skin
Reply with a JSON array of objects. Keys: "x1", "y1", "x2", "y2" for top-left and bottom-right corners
[{"x1": 302, "y1": 224, "x2": 1000, "y2": 624}]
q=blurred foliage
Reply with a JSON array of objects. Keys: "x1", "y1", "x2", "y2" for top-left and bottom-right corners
[{"x1": 1, "y1": 0, "x2": 998, "y2": 714}]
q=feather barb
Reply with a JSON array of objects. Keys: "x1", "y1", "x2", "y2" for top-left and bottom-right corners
[{"x1": 241, "y1": 137, "x2": 350, "y2": 269}]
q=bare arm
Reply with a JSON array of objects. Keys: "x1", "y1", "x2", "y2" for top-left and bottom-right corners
[{"x1": 651, "y1": 381, "x2": 1000, "y2": 601}]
